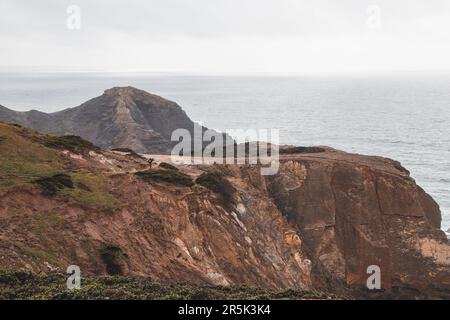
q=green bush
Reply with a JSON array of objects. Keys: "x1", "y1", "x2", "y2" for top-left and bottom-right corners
[
  {"x1": 279, "y1": 146, "x2": 325, "y2": 154},
  {"x1": 135, "y1": 169, "x2": 193, "y2": 187},
  {"x1": 100, "y1": 245, "x2": 126, "y2": 275},
  {"x1": 34, "y1": 173, "x2": 74, "y2": 196},
  {"x1": 40, "y1": 135, "x2": 98, "y2": 153},
  {"x1": 64, "y1": 171, "x2": 117, "y2": 210},
  {"x1": 0, "y1": 271, "x2": 35, "y2": 285},
  {"x1": 158, "y1": 162, "x2": 178, "y2": 171},
  {"x1": 196, "y1": 171, "x2": 235, "y2": 206}
]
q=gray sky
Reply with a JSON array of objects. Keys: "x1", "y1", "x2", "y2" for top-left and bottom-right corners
[{"x1": 2, "y1": 0, "x2": 450, "y2": 74}]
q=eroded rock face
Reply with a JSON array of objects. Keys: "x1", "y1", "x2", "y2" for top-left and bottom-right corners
[
  {"x1": 0, "y1": 123, "x2": 448, "y2": 298},
  {"x1": 0, "y1": 159, "x2": 312, "y2": 290},
  {"x1": 266, "y1": 149, "x2": 450, "y2": 298}
]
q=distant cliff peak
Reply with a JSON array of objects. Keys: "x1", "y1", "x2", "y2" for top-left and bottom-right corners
[
  {"x1": 103, "y1": 86, "x2": 178, "y2": 109},
  {"x1": 104, "y1": 86, "x2": 156, "y2": 99},
  {"x1": 0, "y1": 87, "x2": 211, "y2": 154}
]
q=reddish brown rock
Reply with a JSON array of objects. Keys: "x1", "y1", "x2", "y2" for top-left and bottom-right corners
[
  {"x1": 0, "y1": 123, "x2": 448, "y2": 298},
  {"x1": 267, "y1": 148, "x2": 450, "y2": 298}
]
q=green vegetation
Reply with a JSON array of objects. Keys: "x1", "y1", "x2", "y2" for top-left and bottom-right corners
[
  {"x1": 33, "y1": 211, "x2": 64, "y2": 233},
  {"x1": 0, "y1": 123, "x2": 116, "y2": 209},
  {"x1": 62, "y1": 171, "x2": 117, "y2": 209},
  {"x1": 100, "y1": 245, "x2": 126, "y2": 275},
  {"x1": 34, "y1": 173, "x2": 73, "y2": 196},
  {"x1": 0, "y1": 124, "x2": 67, "y2": 193},
  {"x1": 13, "y1": 244, "x2": 62, "y2": 268},
  {"x1": 196, "y1": 171, "x2": 235, "y2": 206},
  {"x1": 158, "y1": 162, "x2": 178, "y2": 171},
  {"x1": 279, "y1": 146, "x2": 325, "y2": 154},
  {"x1": 0, "y1": 271, "x2": 337, "y2": 300},
  {"x1": 204, "y1": 142, "x2": 273, "y2": 159},
  {"x1": 33, "y1": 171, "x2": 116, "y2": 208},
  {"x1": 135, "y1": 169, "x2": 193, "y2": 187},
  {"x1": 39, "y1": 134, "x2": 98, "y2": 153}
]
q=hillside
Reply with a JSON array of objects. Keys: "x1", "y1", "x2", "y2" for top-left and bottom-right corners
[
  {"x1": 0, "y1": 122, "x2": 448, "y2": 299},
  {"x1": 0, "y1": 87, "x2": 218, "y2": 154}
]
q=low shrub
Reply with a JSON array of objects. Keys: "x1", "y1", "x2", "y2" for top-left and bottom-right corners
[
  {"x1": 279, "y1": 146, "x2": 325, "y2": 154},
  {"x1": 66, "y1": 171, "x2": 117, "y2": 210},
  {"x1": 135, "y1": 169, "x2": 193, "y2": 187},
  {"x1": 40, "y1": 135, "x2": 98, "y2": 153},
  {"x1": 0, "y1": 271, "x2": 339, "y2": 300},
  {"x1": 100, "y1": 245, "x2": 126, "y2": 275},
  {"x1": 158, "y1": 162, "x2": 178, "y2": 171},
  {"x1": 34, "y1": 173, "x2": 74, "y2": 196},
  {"x1": 195, "y1": 171, "x2": 235, "y2": 206},
  {"x1": 0, "y1": 271, "x2": 35, "y2": 286}
]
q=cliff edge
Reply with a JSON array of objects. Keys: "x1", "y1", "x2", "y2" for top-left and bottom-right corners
[{"x1": 0, "y1": 123, "x2": 448, "y2": 299}]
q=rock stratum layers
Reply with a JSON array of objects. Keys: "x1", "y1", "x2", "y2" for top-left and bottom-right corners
[{"x1": 0, "y1": 122, "x2": 448, "y2": 299}]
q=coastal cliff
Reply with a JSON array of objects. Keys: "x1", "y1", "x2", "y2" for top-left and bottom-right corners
[
  {"x1": 268, "y1": 149, "x2": 449, "y2": 298},
  {"x1": 0, "y1": 123, "x2": 448, "y2": 299}
]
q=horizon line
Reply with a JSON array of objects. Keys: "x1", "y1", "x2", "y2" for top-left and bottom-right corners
[{"x1": 3, "y1": 68, "x2": 450, "y2": 78}]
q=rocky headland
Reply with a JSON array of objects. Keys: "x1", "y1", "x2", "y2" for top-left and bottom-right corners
[{"x1": 0, "y1": 88, "x2": 448, "y2": 299}]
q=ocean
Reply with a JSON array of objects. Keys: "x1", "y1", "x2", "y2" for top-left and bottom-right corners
[{"x1": 0, "y1": 72, "x2": 449, "y2": 233}]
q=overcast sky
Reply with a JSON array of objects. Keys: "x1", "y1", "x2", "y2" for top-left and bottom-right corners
[{"x1": 2, "y1": 0, "x2": 450, "y2": 74}]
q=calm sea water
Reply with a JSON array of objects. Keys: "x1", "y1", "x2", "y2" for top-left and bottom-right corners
[{"x1": 0, "y1": 72, "x2": 449, "y2": 233}]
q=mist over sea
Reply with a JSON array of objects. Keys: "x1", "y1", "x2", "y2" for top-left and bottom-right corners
[{"x1": 1, "y1": 72, "x2": 449, "y2": 233}]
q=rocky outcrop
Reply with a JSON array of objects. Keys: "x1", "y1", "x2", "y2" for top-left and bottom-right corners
[
  {"x1": 0, "y1": 124, "x2": 448, "y2": 298},
  {"x1": 0, "y1": 87, "x2": 221, "y2": 154},
  {"x1": 0, "y1": 123, "x2": 311, "y2": 290},
  {"x1": 266, "y1": 149, "x2": 450, "y2": 298},
  {"x1": 0, "y1": 174, "x2": 313, "y2": 290}
]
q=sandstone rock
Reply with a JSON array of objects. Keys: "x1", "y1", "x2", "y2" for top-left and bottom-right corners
[{"x1": 267, "y1": 149, "x2": 450, "y2": 298}]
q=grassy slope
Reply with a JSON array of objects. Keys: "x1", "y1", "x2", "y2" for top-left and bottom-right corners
[
  {"x1": 0, "y1": 123, "x2": 67, "y2": 192},
  {"x1": 0, "y1": 123, "x2": 115, "y2": 209}
]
